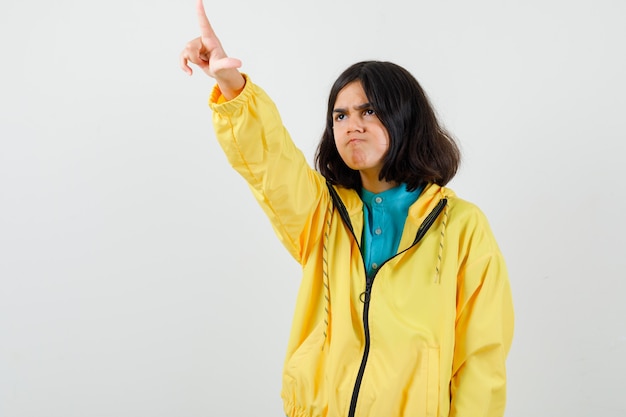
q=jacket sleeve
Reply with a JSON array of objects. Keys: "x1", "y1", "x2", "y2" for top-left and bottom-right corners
[
  {"x1": 449, "y1": 207, "x2": 514, "y2": 417},
  {"x1": 209, "y1": 75, "x2": 327, "y2": 263}
]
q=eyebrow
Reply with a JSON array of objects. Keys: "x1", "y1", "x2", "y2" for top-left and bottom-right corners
[{"x1": 332, "y1": 102, "x2": 372, "y2": 114}]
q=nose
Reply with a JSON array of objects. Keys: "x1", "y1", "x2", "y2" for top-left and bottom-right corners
[{"x1": 347, "y1": 116, "x2": 364, "y2": 133}]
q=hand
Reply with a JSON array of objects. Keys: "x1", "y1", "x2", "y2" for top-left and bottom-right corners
[{"x1": 180, "y1": 0, "x2": 245, "y2": 98}]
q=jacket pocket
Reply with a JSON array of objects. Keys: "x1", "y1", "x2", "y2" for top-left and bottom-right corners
[
  {"x1": 425, "y1": 346, "x2": 440, "y2": 417},
  {"x1": 403, "y1": 345, "x2": 441, "y2": 417},
  {"x1": 405, "y1": 345, "x2": 440, "y2": 417},
  {"x1": 358, "y1": 344, "x2": 440, "y2": 417},
  {"x1": 281, "y1": 326, "x2": 327, "y2": 413}
]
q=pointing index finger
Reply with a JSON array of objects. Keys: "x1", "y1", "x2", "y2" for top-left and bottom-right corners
[{"x1": 196, "y1": 0, "x2": 215, "y2": 39}]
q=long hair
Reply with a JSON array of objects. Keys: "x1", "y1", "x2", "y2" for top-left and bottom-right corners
[{"x1": 314, "y1": 61, "x2": 461, "y2": 191}]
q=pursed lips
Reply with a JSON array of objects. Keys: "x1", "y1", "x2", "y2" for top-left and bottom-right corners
[{"x1": 347, "y1": 137, "x2": 364, "y2": 146}]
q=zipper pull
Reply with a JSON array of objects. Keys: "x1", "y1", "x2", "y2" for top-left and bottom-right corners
[{"x1": 359, "y1": 279, "x2": 372, "y2": 304}]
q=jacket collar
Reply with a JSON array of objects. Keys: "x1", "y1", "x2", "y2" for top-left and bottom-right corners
[{"x1": 333, "y1": 183, "x2": 454, "y2": 250}]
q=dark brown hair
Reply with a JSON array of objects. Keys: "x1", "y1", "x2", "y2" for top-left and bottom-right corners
[{"x1": 315, "y1": 61, "x2": 461, "y2": 191}]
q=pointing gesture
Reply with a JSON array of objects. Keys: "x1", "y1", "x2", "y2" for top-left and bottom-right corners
[{"x1": 180, "y1": 0, "x2": 245, "y2": 99}]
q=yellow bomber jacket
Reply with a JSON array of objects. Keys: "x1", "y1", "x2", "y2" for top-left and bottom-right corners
[{"x1": 209, "y1": 75, "x2": 514, "y2": 417}]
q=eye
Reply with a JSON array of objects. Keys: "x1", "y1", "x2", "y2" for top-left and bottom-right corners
[
  {"x1": 334, "y1": 113, "x2": 345, "y2": 122},
  {"x1": 364, "y1": 108, "x2": 376, "y2": 116}
]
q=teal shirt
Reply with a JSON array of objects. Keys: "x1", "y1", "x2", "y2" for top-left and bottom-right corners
[{"x1": 360, "y1": 183, "x2": 423, "y2": 278}]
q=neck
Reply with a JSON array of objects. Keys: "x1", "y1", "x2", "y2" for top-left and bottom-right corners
[{"x1": 360, "y1": 173, "x2": 398, "y2": 194}]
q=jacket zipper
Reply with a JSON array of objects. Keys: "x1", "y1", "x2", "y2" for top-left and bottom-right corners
[
  {"x1": 348, "y1": 273, "x2": 373, "y2": 417},
  {"x1": 347, "y1": 197, "x2": 447, "y2": 417},
  {"x1": 327, "y1": 182, "x2": 447, "y2": 417}
]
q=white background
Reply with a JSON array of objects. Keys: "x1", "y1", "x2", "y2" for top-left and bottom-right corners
[{"x1": 1, "y1": 0, "x2": 625, "y2": 416}]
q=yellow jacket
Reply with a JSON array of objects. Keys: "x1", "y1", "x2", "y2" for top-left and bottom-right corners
[{"x1": 209, "y1": 76, "x2": 514, "y2": 417}]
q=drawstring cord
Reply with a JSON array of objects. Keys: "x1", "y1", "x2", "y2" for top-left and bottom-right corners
[
  {"x1": 321, "y1": 201, "x2": 333, "y2": 349},
  {"x1": 434, "y1": 202, "x2": 448, "y2": 284}
]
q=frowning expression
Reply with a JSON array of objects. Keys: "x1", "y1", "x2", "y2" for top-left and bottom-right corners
[{"x1": 332, "y1": 81, "x2": 390, "y2": 179}]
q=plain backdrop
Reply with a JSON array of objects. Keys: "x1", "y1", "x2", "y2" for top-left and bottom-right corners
[{"x1": 1, "y1": 0, "x2": 625, "y2": 416}]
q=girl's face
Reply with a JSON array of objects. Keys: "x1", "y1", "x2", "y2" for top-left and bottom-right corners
[{"x1": 332, "y1": 81, "x2": 390, "y2": 184}]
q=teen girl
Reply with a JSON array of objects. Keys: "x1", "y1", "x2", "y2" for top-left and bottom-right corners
[{"x1": 180, "y1": 2, "x2": 514, "y2": 416}]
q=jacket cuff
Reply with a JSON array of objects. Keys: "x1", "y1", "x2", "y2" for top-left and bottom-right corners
[{"x1": 208, "y1": 73, "x2": 252, "y2": 113}]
